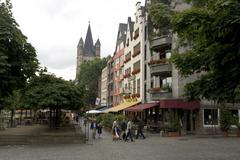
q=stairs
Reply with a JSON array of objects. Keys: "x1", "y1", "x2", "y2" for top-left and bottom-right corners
[{"x1": 0, "y1": 135, "x2": 30, "y2": 145}]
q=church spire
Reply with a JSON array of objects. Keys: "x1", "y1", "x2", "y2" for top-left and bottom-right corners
[{"x1": 84, "y1": 23, "x2": 95, "y2": 56}]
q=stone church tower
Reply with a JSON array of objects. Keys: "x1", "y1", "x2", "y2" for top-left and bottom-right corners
[{"x1": 76, "y1": 23, "x2": 101, "y2": 79}]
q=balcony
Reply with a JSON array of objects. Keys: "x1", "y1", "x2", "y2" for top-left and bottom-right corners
[
  {"x1": 148, "y1": 87, "x2": 172, "y2": 101},
  {"x1": 150, "y1": 62, "x2": 172, "y2": 77},
  {"x1": 124, "y1": 73, "x2": 131, "y2": 79},
  {"x1": 150, "y1": 91, "x2": 172, "y2": 101},
  {"x1": 132, "y1": 68, "x2": 140, "y2": 75},
  {"x1": 151, "y1": 35, "x2": 172, "y2": 51}
]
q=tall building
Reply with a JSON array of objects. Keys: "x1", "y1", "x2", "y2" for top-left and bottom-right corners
[
  {"x1": 76, "y1": 23, "x2": 101, "y2": 79},
  {"x1": 112, "y1": 23, "x2": 127, "y2": 106},
  {"x1": 101, "y1": 67, "x2": 108, "y2": 107},
  {"x1": 123, "y1": 2, "x2": 145, "y2": 103}
]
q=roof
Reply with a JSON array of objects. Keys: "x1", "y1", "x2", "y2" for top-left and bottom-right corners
[
  {"x1": 95, "y1": 38, "x2": 101, "y2": 46},
  {"x1": 160, "y1": 99, "x2": 200, "y2": 110},
  {"x1": 104, "y1": 101, "x2": 140, "y2": 113},
  {"x1": 84, "y1": 24, "x2": 95, "y2": 56},
  {"x1": 77, "y1": 37, "x2": 84, "y2": 48},
  {"x1": 114, "y1": 23, "x2": 127, "y2": 55},
  {"x1": 127, "y1": 17, "x2": 134, "y2": 40},
  {"x1": 125, "y1": 102, "x2": 159, "y2": 112}
]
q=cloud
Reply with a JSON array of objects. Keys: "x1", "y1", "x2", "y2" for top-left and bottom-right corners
[{"x1": 11, "y1": 0, "x2": 145, "y2": 80}]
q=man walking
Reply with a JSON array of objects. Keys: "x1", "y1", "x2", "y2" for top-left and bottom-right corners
[
  {"x1": 90, "y1": 119, "x2": 97, "y2": 139},
  {"x1": 125, "y1": 119, "x2": 134, "y2": 142},
  {"x1": 136, "y1": 118, "x2": 145, "y2": 139}
]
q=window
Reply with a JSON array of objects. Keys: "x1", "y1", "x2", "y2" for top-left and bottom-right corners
[
  {"x1": 133, "y1": 80, "x2": 136, "y2": 94},
  {"x1": 144, "y1": 65, "x2": 147, "y2": 80},
  {"x1": 144, "y1": 45, "x2": 147, "y2": 60},
  {"x1": 204, "y1": 109, "x2": 219, "y2": 125},
  {"x1": 133, "y1": 60, "x2": 140, "y2": 71},
  {"x1": 144, "y1": 84, "x2": 147, "y2": 102},
  {"x1": 137, "y1": 79, "x2": 140, "y2": 94},
  {"x1": 133, "y1": 42, "x2": 141, "y2": 57},
  {"x1": 144, "y1": 26, "x2": 147, "y2": 41}
]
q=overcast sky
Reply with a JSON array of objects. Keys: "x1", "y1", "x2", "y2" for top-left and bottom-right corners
[{"x1": 11, "y1": 0, "x2": 145, "y2": 80}]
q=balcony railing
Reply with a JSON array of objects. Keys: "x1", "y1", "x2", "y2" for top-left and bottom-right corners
[
  {"x1": 151, "y1": 35, "x2": 172, "y2": 51},
  {"x1": 148, "y1": 86, "x2": 172, "y2": 101},
  {"x1": 150, "y1": 62, "x2": 172, "y2": 77},
  {"x1": 132, "y1": 68, "x2": 140, "y2": 75},
  {"x1": 124, "y1": 57, "x2": 131, "y2": 63},
  {"x1": 132, "y1": 50, "x2": 140, "y2": 58},
  {"x1": 123, "y1": 73, "x2": 131, "y2": 78}
]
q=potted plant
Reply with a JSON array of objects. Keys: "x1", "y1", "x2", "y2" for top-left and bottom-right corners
[
  {"x1": 220, "y1": 106, "x2": 232, "y2": 136},
  {"x1": 163, "y1": 110, "x2": 181, "y2": 137},
  {"x1": 232, "y1": 116, "x2": 240, "y2": 136}
]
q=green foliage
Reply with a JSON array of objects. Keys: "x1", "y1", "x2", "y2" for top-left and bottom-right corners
[
  {"x1": 148, "y1": 1, "x2": 173, "y2": 37},
  {"x1": 220, "y1": 106, "x2": 232, "y2": 132},
  {"x1": 24, "y1": 71, "x2": 84, "y2": 110},
  {"x1": 166, "y1": 110, "x2": 181, "y2": 132},
  {"x1": 96, "y1": 113, "x2": 125, "y2": 129},
  {"x1": 77, "y1": 57, "x2": 109, "y2": 106},
  {"x1": 0, "y1": 0, "x2": 39, "y2": 108},
  {"x1": 170, "y1": 0, "x2": 240, "y2": 103}
]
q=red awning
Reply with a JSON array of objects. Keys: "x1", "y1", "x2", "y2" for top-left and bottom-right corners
[
  {"x1": 160, "y1": 99, "x2": 200, "y2": 110},
  {"x1": 125, "y1": 103, "x2": 159, "y2": 112}
]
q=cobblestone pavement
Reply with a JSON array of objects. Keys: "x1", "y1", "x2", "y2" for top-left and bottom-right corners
[{"x1": 0, "y1": 128, "x2": 240, "y2": 160}]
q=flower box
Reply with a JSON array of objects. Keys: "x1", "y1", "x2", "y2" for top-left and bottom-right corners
[{"x1": 132, "y1": 68, "x2": 140, "y2": 75}]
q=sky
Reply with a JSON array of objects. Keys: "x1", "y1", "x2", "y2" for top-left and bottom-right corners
[{"x1": 11, "y1": 0, "x2": 145, "y2": 80}]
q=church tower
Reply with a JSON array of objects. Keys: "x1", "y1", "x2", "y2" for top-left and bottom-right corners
[{"x1": 76, "y1": 23, "x2": 101, "y2": 80}]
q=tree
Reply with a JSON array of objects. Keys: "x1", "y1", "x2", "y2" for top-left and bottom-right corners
[
  {"x1": 77, "y1": 57, "x2": 109, "y2": 107},
  {"x1": 24, "y1": 71, "x2": 84, "y2": 128},
  {"x1": 169, "y1": 0, "x2": 240, "y2": 103},
  {"x1": 5, "y1": 90, "x2": 22, "y2": 127},
  {"x1": 148, "y1": 0, "x2": 173, "y2": 37},
  {"x1": 0, "y1": 0, "x2": 39, "y2": 109}
]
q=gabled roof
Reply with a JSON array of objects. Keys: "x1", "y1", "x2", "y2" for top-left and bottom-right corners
[
  {"x1": 84, "y1": 24, "x2": 95, "y2": 56},
  {"x1": 114, "y1": 23, "x2": 127, "y2": 53},
  {"x1": 127, "y1": 17, "x2": 134, "y2": 41}
]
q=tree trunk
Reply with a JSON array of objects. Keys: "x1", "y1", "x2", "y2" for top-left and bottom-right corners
[
  {"x1": 10, "y1": 109, "x2": 15, "y2": 127},
  {"x1": 20, "y1": 110, "x2": 23, "y2": 125},
  {"x1": 55, "y1": 108, "x2": 59, "y2": 129},
  {"x1": 49, "y1": 108, "x2": 52, "y2": 128}
]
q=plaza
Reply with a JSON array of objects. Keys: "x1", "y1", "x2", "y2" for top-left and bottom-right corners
[{"x1": 0, "y1": 129, "x2": 239, "y2": 160}]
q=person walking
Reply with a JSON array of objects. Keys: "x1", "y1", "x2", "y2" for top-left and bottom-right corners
[
  {"x1": 120, "y1": 119, "x2": 127, "y2": 140},
  {"x1": 125, "y1": 119, "x2": 134, "y2": 142},
  {"x1": 136, "y1": 119, "x2": 145, "y2": 139},
  {"x1": 97, "y1": 122, "x2": 103, "y2": 138},
  {"x1": 90, "y1": 119, "x2": 97, "y2": 139}
]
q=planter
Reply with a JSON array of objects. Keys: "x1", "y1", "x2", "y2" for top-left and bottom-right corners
[
  {"x1": 223, "y1": 131, "x2": 229, "y2": 137},
  {"x1": 132, "y1": 69, "x2": 140, "y2": 75},
  {"x1": 237, "y1": 131, "x2": 240, "y2": 137},
  {"x1": 163, "y1": 131, "x2": 181, "y2": 137}
]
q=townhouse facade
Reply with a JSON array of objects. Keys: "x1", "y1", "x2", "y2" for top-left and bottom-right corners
[
  {"x1": 102, "y1": 0, "x2": 240, "y2": 134},
  {"x1": 123, "y1": 3, "x2": 146, "y2": 103},
  {"x1": 112, "y1": 24, "x2": 127, "y2": 106}
]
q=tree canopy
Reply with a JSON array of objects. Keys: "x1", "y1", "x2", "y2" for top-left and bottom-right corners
[
  {"x1": 0, "y1": 0, "x2": 39, "y2": 109},
  {"x1": 149, "y1": 0, "x2": 240, "y2": 103},
  {"x1": 24, "y1": 70, "x2": 84, "y2": 110},
  {"x1": 170, "y1": 0, "x2": 240, "y2": 103},
  {"x1": 77, "y1": 57, "x2": 109, "y2": 107}
]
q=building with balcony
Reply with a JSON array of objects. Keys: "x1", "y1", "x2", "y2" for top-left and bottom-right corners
[
  {"x1": 106, "y1": 58, "x2": 113, "y2": 107},
  {"x1": 112, "y1": 23, "x2": 127, "y2": 106},
  {"x1": 101, "y1": 67, "x2": 108, "y2": 107},
  {"x1": 123, "y1": 2, "x2": 146, "y2": 104}
]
